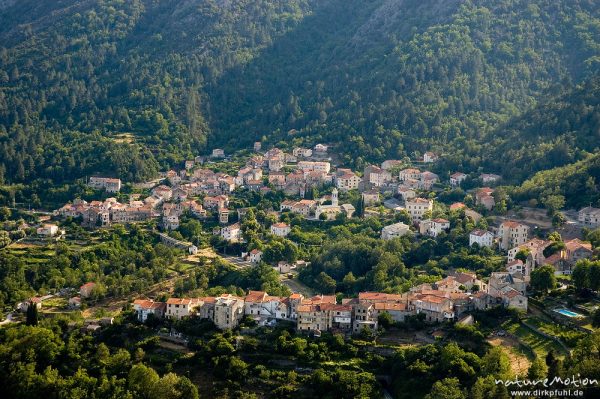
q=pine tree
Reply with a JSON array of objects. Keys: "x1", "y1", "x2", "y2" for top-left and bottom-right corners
[
  {"x1": 356, "y1": 196, "x2": 365, "y2": 218},
  {"x1": 25, "y1": 301, "x2": 38, "y2": 326}
]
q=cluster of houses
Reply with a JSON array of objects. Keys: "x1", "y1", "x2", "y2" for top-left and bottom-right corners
[
  {"x1": 57, "y1": 145, "x2": 506, "y2": 238},
  {"x1": 56, "y1": 197, "x2": 156, "y2": 228},
  {"x1": 505, "y1": 237, "x2": 593, "y2": 277},
  {"x1": 279, "y1": 188, "x2": 355, "y2": 221},
  {"x1": 18, "y1": 281, "x2": 97, "y2": 313},
  {"x1": 132, "y1": 269, "x2": 528, "y2": 334}
]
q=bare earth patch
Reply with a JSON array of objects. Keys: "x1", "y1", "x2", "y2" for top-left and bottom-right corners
[
  {"x1": 185, "y1": 247, "x2": 218, "y2": 263},
  {"x1": 8, "y1": 242, "x2": 42, "y2": 249},
  {"x1": 487, "y1": 336, "x2": 531, "y2": 376}
]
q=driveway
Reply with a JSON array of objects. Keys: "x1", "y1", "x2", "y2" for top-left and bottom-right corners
[{"x1": 0, "y1": 312, "x2": 16, "y2": 326}]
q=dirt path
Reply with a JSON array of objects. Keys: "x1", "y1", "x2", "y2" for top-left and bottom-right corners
[{"x1": 487, "y1": 336, "x2": 531, "y2": 376}]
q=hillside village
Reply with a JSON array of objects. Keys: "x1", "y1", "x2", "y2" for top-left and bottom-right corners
[
  {"x1": 6, "y1": 140, "x2": 598, "y2": 399},
  {"x1": 13, "y1": 142, "x2": 594, "y2": 328},
  {"x1": 131, "y1": 268, "x2": 525, "y2": 335}
]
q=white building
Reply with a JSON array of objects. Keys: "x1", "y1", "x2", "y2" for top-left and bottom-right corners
[
  {"x1": 419, "y1": 218, "x2": 450, "y2": 237},
  {"x1": 271, "y1": 222, "x2": 291, "y2": 237},
  {"x1": 381, "y1": 222, "x2": 410, "y2": 240},
  {"x1": 212, "y1": 149, "x2": 225, "y2": 158},
  {"x1": 213, "y1": 295, "x2": 245, "y2": 329},
  {"x1": 480, "y1": 173, "x2": 501, "y2": 184},
  {"x1": 89, "y1": 177, "x2": 122, "y2": 193},
  {"x1": 314, "y1": 144, "x2": 328, "y2": 153},
  {"x1": 165, "y1": 298, "x2": 200, "y2": 320},
  {"x1": 397, "y1": 186, "x2": 416, "y2": 201},
  {"x1": 133, "y1": 299, "x2": 166, "y2": 322},
  {"x1": 423, "y1": 152, "x2": 438, "y2": 163},
  {"x1": 405, "y1": 198, "x2": 433, "y2": 222},
  {"x1": 399, "y1": 168, "x2": 421, "y2": 182},
  {"x1": 293, "y1": 147, "x2": 313, "y2": 158},
  {"x1": 162, "y1": 213, "x2": 179, "y2": 230},
  {"x1": 335, "y1": 172, "x2": 361, "y2": 191},
  {"x1": 364, "y1": 165, "x2": 392, "y2": 187},
  {"x1": 297, "y1": 161, "x2": 331, "y2": 173},
  {"x1": 249, "y1": 249, "x2": 263, "y2": 263},
  {"x1": 498, "y1": 221, "x2": 529, "y2": 251},
  {"x1": 579, "y1": 207, "x2": 600, "y2": 228},
  {"x1": 37, "y1": 224, "x2": 59, "y2": 237},
  {"x1": 221, "y1": 223, "x2": 242, "y2": 242},
  {"x1": 450, "y1": 172, "x2": 467, "y2": 187},
  {"x1": 469, "y1": 229, "x2": 494, "y2": 247}
]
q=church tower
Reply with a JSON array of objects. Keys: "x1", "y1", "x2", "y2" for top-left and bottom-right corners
[{"x1": 332, "y1": 188, "x2": 338, "y2": 207}]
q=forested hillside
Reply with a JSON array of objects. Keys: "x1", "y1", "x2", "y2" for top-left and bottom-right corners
[
  {"x1": 208, "y1": 0, "x2": 600, "y2": 166},
  {"x1": 0, "y1": 0, "x2": 599, "y2": 202},
  {"x1": 480, "y1": 76, "x2": 600, "y2": 184},
  {"x1": 0, "y1": 0, "x2": 315, "y2": 186}
]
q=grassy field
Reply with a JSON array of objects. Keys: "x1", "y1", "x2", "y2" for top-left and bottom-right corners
[
  {"x1": 3, "y1": 244, "x2": 56, "y2": 263},
  {"x1": 42, "y1": 297, "x2": 68, "y2": 309},
  {"x1": 501, "y1": 320, "x2": 567, "y2": 359}
]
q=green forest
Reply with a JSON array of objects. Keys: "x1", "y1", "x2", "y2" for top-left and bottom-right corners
[{"x1": 0, "y1": 0, "x2": 599, "y2": 207}]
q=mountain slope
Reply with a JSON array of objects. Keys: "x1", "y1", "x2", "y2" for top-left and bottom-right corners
[
  {"x1": 482, "y1": 76, "x2": 600, "y2": 183},
  {"x1": 208, "y1": 0, "x2": 600, "y2": 168},
  {"x1": 511, "y1": 153, "x2": 600, "y2": 209},
  {"x1": 0, "y1": 0, "x2": 599, "y2": 194},
  {"x1": 0, "y1": 0, "x2": 316, "y2": 185}
]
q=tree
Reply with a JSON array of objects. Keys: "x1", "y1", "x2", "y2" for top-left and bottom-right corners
[
  {"x1": 96, "y1": 343, "x2": 111, "y2": 368},
  {"x1": 528, "y1": 357, "x2": 548, "y2": 380},
  {"x1": 572, "y1": 261, "x2": 590, "y2": 290},
  {"x1": 425, "y1": 377, "x2": 465, "y2": 399},
  {"x1": 542, "y1": 195, "x2": 565, "y2": 215},
  {"x1": 548, "y1": 232, "x2": 562, "y2": 242},
  {"x1": 215, "y1": 356, "x2": 248, "y2": 380},
  {"x1": 377, "y1": 311, "x2": 393, "y2": 329},
  {"x1": 128, "y1": 364, "x2": 159, "y2": 399},
  {"x1": 530, "y1": 265, "x2": 556, "y2": 293},
  {"x1": 545, "y1": 350, "x2": 563, "y2": 380},
  {"x1": 591, "y1": 308, "x2": 600, "y2": 328},
  {"x1": 552, "y1": 212, "x2": 566, "y2": 227},
  {"x1": 282, "y1": 240, "x2": 299, "y2": 263},
  {"x1": 342, "y1": 272, "x2": 357, "y2": 291},
  {"x1": 314, "y1": 272, "x2": 336, "y2": 294},
  {"x1": 480, "y1": 347, "x2": 511, "y2": 379},
  {"x1": 0, "y1": 207, "x2": 11, "y2": 221},
  {"x1": 154, "y1": 372, "x2": 199, "y2": 399},
  {"x1": 25, "y1": 301, "x2": 38, "y2": 326},
  {"x1": 355, "y1": 197, "x2": 365, "y2": 218},
  {"x1": 179, "y1": 219, "x2": 202, "y2": 240},
  {"x1": 0, "y1": 231, "x2": 11, "y2": 249},
  {"x1": 584, "y1": 228, "x2": 600, "y2": 249},
  {"x1": 589, "y1": 262, "x2": 600, "y2": 291},
  {"x1": 515, "y1": 249, "x2": 530, "y2": 263}
]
